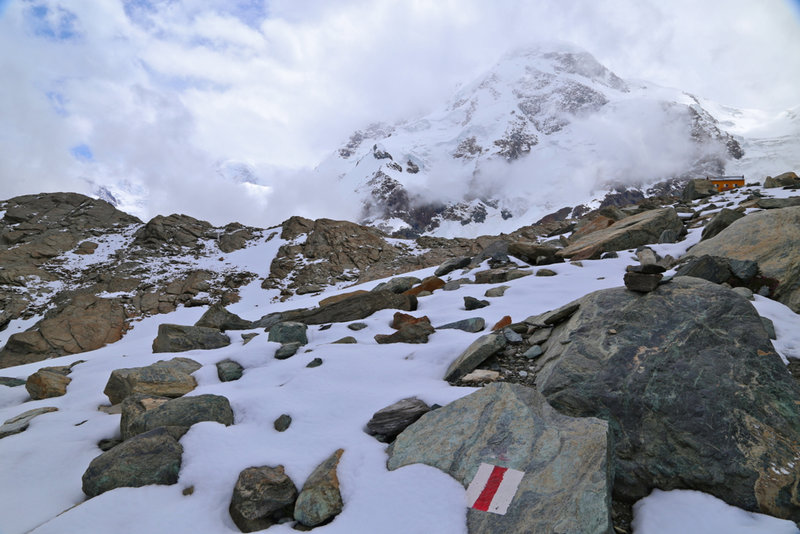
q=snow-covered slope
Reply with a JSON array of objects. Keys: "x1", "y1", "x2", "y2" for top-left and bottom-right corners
[
  {"x1": 3, "y1": 186, "x2": 800, "y2": 534},
  {"x1": 317, "y1": 43, "x2": 794, "y2": 237}
]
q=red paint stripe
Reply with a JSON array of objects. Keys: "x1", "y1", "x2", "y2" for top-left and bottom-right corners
[{"x1": 472, "y1": 466, "x2": 507, "y2": 511}]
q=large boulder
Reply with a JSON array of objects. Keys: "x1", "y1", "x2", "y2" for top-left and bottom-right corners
[
  {"x1": 388, "y1": 383, "x2": 612, "y2": 534},
  {"x1": 152, "y1": 324, "x2": 231, "y2": 353},
  {"x1": 700, "y1": 208, "x2": 744, "y2": 241},
  {"x1": 121, "y1": 393, "x2": 234, "y2": 440},
  {"x1": 0, "y1": 294, "x2": 128, "y2": 368},
  {"x1": 532, "y1": 277, "x2": 800, "y2": 521},
  {"x1": 686, "y1": 206, "x2": 800, "y2": 312},
  {"x1": 557, "y1": 208, "x2": 685, "y2": 260},
  {"x1": 104, "y1": 358, "x2": 201, "y2": 405},
  {"x1": 82, "y1": 427, "x2": 183, "y2": 497}
]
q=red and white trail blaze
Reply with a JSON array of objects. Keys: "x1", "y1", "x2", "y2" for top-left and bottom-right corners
[{"x1": 465, "y1": 463, "x2": 524, "y2": 515}]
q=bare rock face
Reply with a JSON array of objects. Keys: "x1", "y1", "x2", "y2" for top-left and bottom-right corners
[
  {"x1": 387, "y1": 383, "x2": 612, "y2": 534},
  {"x1": 0, "y1": 294, "x2": 128, "y2": 368},
  {"x1": 262, "y1": 216, "x2": 481, "y2": 298}
]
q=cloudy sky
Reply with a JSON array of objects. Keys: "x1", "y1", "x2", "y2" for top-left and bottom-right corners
[{"x1": 1, "y1": 0, "x2": 799, "y2": 226}]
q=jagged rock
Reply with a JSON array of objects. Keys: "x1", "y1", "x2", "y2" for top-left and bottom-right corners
[
  {"x1": 217, "y1": 359, "x2": 244, "y2": 382},
  {"x1": 686, "y1": 207, "x2": 800, "y2": 312},
  {"x1": 534, "y1": 277, "x2": 800, "y2": 520},
  {"x1": 756, "y1": 197, "x2": 800, "y2": 209},
  {"x1": 218, "y1": 223, "x2": 256, "y2": 253},
  {"x1": 366, "y1": 398, "x2": 430, "y2": 442},
  {"x1": 104, "y1": 358, "x2": 201, "y2": 405},
  {"x1": 229, "y1": 465, "x2": 298, "y2": 532},
  {"x1": 0, "y1": 407, "x2": 58, "y2": 439},
  {"x1": 25, "y1": 368, "x2": 71, "y2": 399},
  {"x1": 404, "y1": 276, "x2": 446, "y2": 296},
  {"x1": 507, "y1": 242, "x2": 563, "y2": 266},
  {"x1": 557, "y1": 208, "x2": 685, "y2": 260},
  {"x1": 294, "y1": 449, "x2": 345, "y2": 527},
  {"x1": 132, "y1": 214, "x2": 214, "y2": 250},
  {"x1": 474, "y1": 267, "x2": 532, "y2": 284},
  {"x1": 122, "y1": 394, "x2": 234, "y2": 440},
  {"x1": 464, "y1": 296, "x2": 490, "y2": 310},
  {"x1": 701, "y1": 208, "x2": 744, "y2": 240},
  {"x1": 274, "y1": 342, "x2": 302, "y2": 360},
  {"x1": 274, "y1": 414, "x2": 292, "y2": 432},
  {"x1": 444, "y1": 333, "x2": 507, "y2": 382},
  {"x1": 374, "y1": 323, "x2": 435, "y2": 344},
  {"x1": 437, "y1": 317, "x2": 485, "y2": 333},
  {"x1": 267, "y1": 322, "x2": 308, "y2": 345},
  {"x1": 387, "y1": 383, "x2": 612, "y2": 534},
  {"x1": 764, "y1": 171, "x2": 800, "y2": 188},
  {"x1": 434, "y1": 256, "x2": 471, "y2": 277},
  {"x1": 152, "y1": 324, "x2": 231, "y2": 353},
  {"x1": 0, "y1": 294, "x2": 128, "y2": 368},
  {"x1": 682, "y1": 178, "x2": 717, "y2": 200},
  {"x1": 82, "y1": 427, "x2": 183, "y2": 498},
  {"x1": 195, "y1": 304, "x2": 254, "y2": 331}
]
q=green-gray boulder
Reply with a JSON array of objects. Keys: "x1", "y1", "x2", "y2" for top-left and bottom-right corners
[
  {"x1": 152, "y1": 324, "x2": 230, "y2": 353},
  {"x1": 82, "y1": 427, "x2": 183, "y2": 497},
  {"x1": 533, "y1": 276, "x2": 800, "y2": 521},
  {"x1": 229, "y1": 465, "x2": 298, "y2": 532},
  {"x1": 122, "y1": 393, "x2": 234, "y2": 440},
  {"x1": 267, "y1": 322, "x2": 308, "y2": 345},
  {"x1": 294, "y1": 449, "x2": 344, "y2": 527},
  {"x1": 388, "y1": 383, "x2": 612, "y2": 534}
]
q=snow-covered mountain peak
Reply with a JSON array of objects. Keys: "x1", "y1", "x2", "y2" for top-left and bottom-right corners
[{"x1": 321, "y1": 43, "x2": 755, "y2": 238}]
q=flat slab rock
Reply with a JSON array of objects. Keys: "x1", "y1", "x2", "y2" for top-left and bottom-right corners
[
  {"x1": 388, "y1": 383, "x2": 612, "y2": 534},
  {"x1": 0, "y1": 407, "x2": 58, "y2": 439}
]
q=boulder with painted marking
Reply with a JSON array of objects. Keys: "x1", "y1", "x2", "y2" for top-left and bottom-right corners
[{"x1": 388, "y1": 383, "x2": 612, "y2": 534}]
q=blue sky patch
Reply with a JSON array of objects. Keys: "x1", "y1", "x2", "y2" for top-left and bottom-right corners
[
  {"x1": 26, "y1": 3, "x2": 81, "y2": 40},
  {"x1": 70, "y1": 144, "x2": 94, "y2": 162}
]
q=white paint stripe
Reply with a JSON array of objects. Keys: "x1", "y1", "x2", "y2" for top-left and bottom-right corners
[
  {"x1": 488, "y1": 468, "x2": 524, "y2": 514},
  {"x1": 465, "y1": 463, "x2": 495, "y2": 506}
]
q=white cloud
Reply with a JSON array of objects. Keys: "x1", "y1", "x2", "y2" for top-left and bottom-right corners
[{"x1": 0, "y1": 0, "x2": 798, "y2": 227}]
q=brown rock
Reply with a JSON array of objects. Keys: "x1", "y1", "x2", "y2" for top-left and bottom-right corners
[
  {"x1": 318, "y1": 290, "x2": 369, "y2": 307},
  {"x1": 103, "y1": 358, "x2": 201, "y2": 405},
  {"x1": 230, "y1": 465, "x2": 298, "y2": 532},
  {"x1": 390, "y1": 312, "x2": 431, "y2": 330},
  {"x1": 404, "y1": 276, "x2": 445, "y2": 296},
  {"x1": 492, "y1": 315, "x2": 512, "y2": 331},
  {"x1": 25, "y1": 369, "x2": 72, "y2": 399}
]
